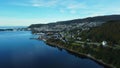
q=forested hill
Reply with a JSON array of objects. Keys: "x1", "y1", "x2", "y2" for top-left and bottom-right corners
[
  {"x1": 29, "y1": 15, "x2": 120, "y2": 28},
  {"x1": 80, "y1": 20, "x2": 120, "y2": 45}
]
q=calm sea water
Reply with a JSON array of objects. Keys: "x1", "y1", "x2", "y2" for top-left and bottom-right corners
[{"x1": 0, "y1": 31, "x2": 104, "y2": 68}]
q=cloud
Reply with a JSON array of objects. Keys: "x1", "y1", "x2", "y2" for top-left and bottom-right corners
[
  {"x1": 11, "y1": 0, "x2": 87, "y2": 14},
  {"x1": 6, "y1": 0, "x2": 120, "y2": 17},
  {"x1": 10, "y1": 0, "x2": 59, "y2": 7},
  {"x1": 61, "y1": 0, "x2": 86, "y2": 10},
  {"x1": 59, "y1": 0, "x2": 86, "y2": 14},
  {"x1": 67, "y1": 4, "x2": 86, "y2": 9},
  {"x1": 30, "y1": 0, "x2": 86, "y2": 8},
  {"x1": 30, "y1": 0, "x2": 59, "y2": 7}
]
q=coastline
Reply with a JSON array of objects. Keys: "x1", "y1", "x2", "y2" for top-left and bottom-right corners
[{"x1": 46, "y1": 41, "x2": 115, "y2": 68}]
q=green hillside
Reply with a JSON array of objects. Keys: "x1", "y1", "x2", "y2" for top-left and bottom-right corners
[{"x1": 81, "y1": 20, "x2": 120, "y2": 45}]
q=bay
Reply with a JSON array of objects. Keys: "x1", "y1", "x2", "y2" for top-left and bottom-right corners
[{"x1": 0, "y1": 31, "x2": 104, "y2": 68}]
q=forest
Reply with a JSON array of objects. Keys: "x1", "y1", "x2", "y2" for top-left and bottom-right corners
[{"x1": 80, "y1": 20, "x2": 120, "y2": 45}]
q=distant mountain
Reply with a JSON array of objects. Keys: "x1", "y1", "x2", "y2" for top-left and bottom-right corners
[
  {"x1": 53, "y1": 15, "x2": 120, "y2": 24},
  {"x1": 0, "y1": 26, "x2": 27, "y2": 29},
  {"x1": 0, "y1": 26, "x2": 28, "y2": 31},
  {"x1": 29, "y1": 15, "x2": 120, "y2": 31}
]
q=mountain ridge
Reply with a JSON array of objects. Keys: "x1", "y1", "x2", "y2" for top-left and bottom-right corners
[{"x1": 29, "y1": 15, "x2": 120, "y2": 31}]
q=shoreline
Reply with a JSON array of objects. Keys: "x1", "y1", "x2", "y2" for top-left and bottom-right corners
[{"x1": 46, "y1": 41, "x2": 115, "y2": 68}]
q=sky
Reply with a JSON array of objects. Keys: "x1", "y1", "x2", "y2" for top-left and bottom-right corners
[{"x1": 0, "y1": 0, "x2": 120, "y2": 26}]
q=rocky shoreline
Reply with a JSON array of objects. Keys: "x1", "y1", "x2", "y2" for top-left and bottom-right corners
[{"x1": 46, "y1": 41, "x2": 115, "y2": 68}]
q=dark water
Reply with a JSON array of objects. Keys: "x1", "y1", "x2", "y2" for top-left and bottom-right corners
[{"x1": 0, "y1": 31, "x2": 104, "y2": 68}]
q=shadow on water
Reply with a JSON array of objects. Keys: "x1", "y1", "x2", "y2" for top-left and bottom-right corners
[
  {"x1": 66, "y1": 50, "x2": 112, "y2": 68},
  {"x1": 46, "y1": 42, "x2": 112, "y2": 68},
  {"x1": 29, "y1": 33, "x2": 112, "y2": 68}
]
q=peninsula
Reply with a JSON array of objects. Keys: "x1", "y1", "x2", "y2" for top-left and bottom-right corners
[{"x1": 28, "y1": 15, "x2": 120, "y2": 68}]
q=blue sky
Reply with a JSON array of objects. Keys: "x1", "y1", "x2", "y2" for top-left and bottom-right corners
[{"x1": 0, "y1": 0, "x2": 120, "y2": 26}]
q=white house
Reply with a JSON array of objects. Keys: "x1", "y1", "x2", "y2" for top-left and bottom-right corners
[{"x1": 102, "y1": 41, "x2": 107, "y2": 47}]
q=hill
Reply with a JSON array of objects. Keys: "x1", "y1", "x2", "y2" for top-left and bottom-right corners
[
  {"x1": 80, "y1": 20, "x2": 120, "y2": 45},
  {"x1": 29, "y1": 15, "x2": 120, "y2": 31}
]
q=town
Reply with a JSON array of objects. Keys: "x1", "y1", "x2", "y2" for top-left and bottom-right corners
[{"x1": 29, "y1": 19, "x2": 120, "y2": 68}]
